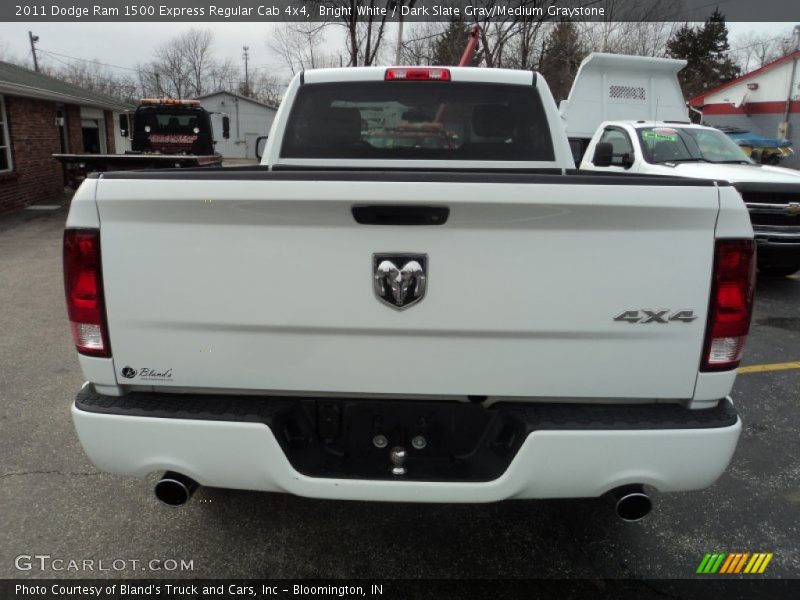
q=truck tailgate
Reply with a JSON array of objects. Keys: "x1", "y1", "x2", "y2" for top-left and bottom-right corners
[{"x1": 95, "y1": 173, "x2": 719, "y2": 399}]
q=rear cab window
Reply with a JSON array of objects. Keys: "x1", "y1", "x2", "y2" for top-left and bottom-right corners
[{"x1": 280, "y1": 81, "x2": 555, "y2": 162}]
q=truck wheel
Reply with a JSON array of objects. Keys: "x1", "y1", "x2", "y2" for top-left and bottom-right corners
[{"x1": 758, "y1": 265, "x2": 799, "y2": 277}]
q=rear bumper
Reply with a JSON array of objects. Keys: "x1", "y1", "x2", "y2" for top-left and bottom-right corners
[
  {"x1": 72, "y1": 387, "x2": 742, "y2": 503},
  {"x1": 752, "y1": 221, "x2": 800, "y2": 252},
  {"x1": 753, "y1": 231, "x2": 800, "y2": 268}
]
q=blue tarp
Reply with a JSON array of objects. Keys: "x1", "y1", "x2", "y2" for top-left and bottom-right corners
[{"x1": 718, "y1": 127, "x2": 792, "y2": 148}]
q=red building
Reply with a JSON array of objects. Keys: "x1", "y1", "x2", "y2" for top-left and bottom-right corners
[
  {"x1": 689, "y1": 50, "x2": 800, "y2": 169},
  {"x1": 0, "y1": 61, "x2": 129, "y2": 214}
]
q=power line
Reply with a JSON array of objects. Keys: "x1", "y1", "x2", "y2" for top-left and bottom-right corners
[
  {"x1": 37, "y1": 48, "x2": 142, "y2": 73},
  {"x1": 36, "y1": 46, "x2": 283, "y2": 81},
  {"x1": 724, "y1": 34, "x2": 790, "y2": 55}
]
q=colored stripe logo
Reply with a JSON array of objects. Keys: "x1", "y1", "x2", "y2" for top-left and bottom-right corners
[{"x1": 696, "y1": 552, "x2": 773, "y2": 574}]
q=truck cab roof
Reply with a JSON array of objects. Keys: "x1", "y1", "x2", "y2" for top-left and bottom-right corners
[
  {"x1": 597, "y1": 120, "x2": 702, "y2": 131},
  {"x1": 302, "y1": 66, "x2": 539, "y2": 86}
]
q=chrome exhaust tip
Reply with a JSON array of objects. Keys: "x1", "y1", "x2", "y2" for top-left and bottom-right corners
[
  {"x1": 154, "y1": 472, "x2": 198, "y2": 507},
  {"x1": 611, "y1": 484, "x2": 652, "y2": 522}
]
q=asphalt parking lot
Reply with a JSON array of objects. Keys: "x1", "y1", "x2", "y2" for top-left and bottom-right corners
[{"x1": 0, "y1": 202, "x2": 798, "y2": 581}]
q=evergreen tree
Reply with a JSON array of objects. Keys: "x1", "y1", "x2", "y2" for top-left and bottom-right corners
[
  {"x1": 667, "y1": 10, "x2": 740, "y2": 98},
  {"x1": 432, "y1": 21, "x2": 475, "y2": 66},
  {"x1": 538, "y1": 22, "x2": 586, "y2": 103}
]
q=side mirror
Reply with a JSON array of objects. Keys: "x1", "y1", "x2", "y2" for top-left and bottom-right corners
[
  {"x1": 620, "y1": 153, "x2": 634, "y2": 168},
  {"x1": 222, "y1": 115, "x2": 230, "y2": 140},
  {"x1": 592, "y1": 142, "x2": 613, "y2": 167},
  {"x1": 255, "y1": 135, "x2": 268, "y2": 160},
  {"x1": 118, "y1": 114, "x2": 128, "y2": 138}
]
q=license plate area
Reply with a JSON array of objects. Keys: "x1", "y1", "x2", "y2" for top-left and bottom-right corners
[{"x1": 275, "y1": 398, "x2": 524, "y2": 482}]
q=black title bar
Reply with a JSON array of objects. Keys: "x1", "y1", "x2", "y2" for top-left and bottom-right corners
[{"x1": 3, "y1": 0, "x2": 800, "y2": 22}]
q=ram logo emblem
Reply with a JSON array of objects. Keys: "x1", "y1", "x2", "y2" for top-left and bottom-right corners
[{"x1": 373, "y1": 254, "x2": 427, "y2": 310}]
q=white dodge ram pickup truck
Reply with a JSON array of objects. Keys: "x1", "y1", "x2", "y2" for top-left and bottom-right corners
[{"x1": 65, "y1": 66, "x2": 754, "y2": 519}]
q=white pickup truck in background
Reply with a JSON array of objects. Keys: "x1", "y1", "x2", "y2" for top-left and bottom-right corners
[
  {"x1": 65, "y1": 66, "x2": 753, "y2": 520},
  {"x1": 563, "y1": 53, "x2": 800, "y2": 277}
]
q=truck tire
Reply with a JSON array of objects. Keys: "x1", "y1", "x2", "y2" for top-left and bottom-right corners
[{"x1": 758, "y1": 265, "x2": 799, "y2": 277}]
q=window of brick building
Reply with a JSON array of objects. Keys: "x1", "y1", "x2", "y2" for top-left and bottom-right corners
[{"x1": 0, "y1": 95, "x2": 11, "y2": 172}]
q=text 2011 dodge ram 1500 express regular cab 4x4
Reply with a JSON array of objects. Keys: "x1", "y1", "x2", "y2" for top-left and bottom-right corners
[{"x1": 65, "y1": 66, "x2": 754, "y2": 520}]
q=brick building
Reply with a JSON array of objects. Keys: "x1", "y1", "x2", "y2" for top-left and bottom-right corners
[{"x1": 0, "y1": 61, "x2": 130, "y2": 214}]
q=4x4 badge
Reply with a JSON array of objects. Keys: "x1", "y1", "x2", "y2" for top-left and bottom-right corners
[
  {"x1": 614, "y1": 309, "x2": 697, "y2": 323},
  {"x1": 373, "y1": 254, "x2": 427, "y2": 310}
]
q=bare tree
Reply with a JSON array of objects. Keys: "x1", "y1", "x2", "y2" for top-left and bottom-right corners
[
  {"x1": 501, "y1": 19, "x2": 548, "y2": 70},
  {"x1": 579, "y1": 1, "x2": 682, "y2": 58},
  {"x1": 181, "y1": 28, "x2": 215, "y2": 96},
  {"x1": 207, "y1": 58, "x2": 239, "y2": 93},
  {"x1": 269, "y1": 22, "x2": 339, "y2": 74},
  {"x1": 400, "y1": 9, "x2": 546, "y2": 71},
  {"x1": 354, "y1": 14, "x2": 391, "y2": 65},
  {"x1": 154, "y1": 36, "x2": 192, "y2": 98},
  {"x1": 580, "y1": 21, "x2": 678, "y2": 58},
  {"x1": 622, "y1": 22, "x2": 679, "y2": 57},
  {"x1": 731, "y1": 30, "x2": 793, "y2": 72},
  {"x1": 12, "y1": 27, "x2": 278, "y2": 104},
  {"x1": 471, "y1": 1, "x2": 556, "y2": 69},
  {"x1": 399, "y1": 21, "x2": 449, "y2": 65},
  {"x1": 310, "y1": 1, "x2": 393, "y2": 66},
  {"x1": 145, "y1": 28, "x2": 227, "y2": 98},
  {"x1": 49, "y1": 59, "x2": 138, "y2": 101},
  {"x1": 250, "y1": 71, "x2": 287, "y2": 106},
  {"x1": 136, "y1": 62, "x2": 163, "y2": 98}
]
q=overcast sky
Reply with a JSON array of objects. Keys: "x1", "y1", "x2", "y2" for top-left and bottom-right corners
[
  {"x1": 0, "y1": 22, "x2": 288, "y2": 79},
  {"x1": 0, "y1": 21, "x2": 793, "y2": 84}
]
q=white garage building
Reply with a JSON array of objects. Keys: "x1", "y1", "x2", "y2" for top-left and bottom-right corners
[{"x1": 195, "y1": 91, "x2": 278, "y2": 159}]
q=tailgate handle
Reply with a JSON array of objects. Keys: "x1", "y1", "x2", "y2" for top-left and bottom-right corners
[{"x1": 352, "y1": 205, "x2": 449, "y2": 226}]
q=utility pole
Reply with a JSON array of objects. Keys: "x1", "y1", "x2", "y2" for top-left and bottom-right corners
[
  {"x1": 28, "y1": 31, "x2": 40, "y2": 72},
  {"x1": 154, "y1": 72, "x2": 162, "y2": 97},
  {"x1": 394, "y1": 1, "x2": 405, "y2": 65},
  {"x1": 242, "y1": 46, "x2": 250, "y2": 97}
]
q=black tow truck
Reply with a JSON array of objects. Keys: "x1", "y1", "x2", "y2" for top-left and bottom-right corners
[{"x1": 54, "y1": 98, "x2": 230, "y2": 187}]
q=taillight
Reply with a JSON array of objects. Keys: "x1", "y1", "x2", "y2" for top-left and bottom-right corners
[
  {"x1": 701, "y1": 239, "x2": 755, "y2": 371},
  {"x1": 63, "y1": 229, "x2": 110, "y2": 357},
  {"x1": 385, "y1": 68, "x2": 451, "y2": 81}
]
